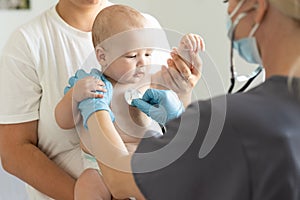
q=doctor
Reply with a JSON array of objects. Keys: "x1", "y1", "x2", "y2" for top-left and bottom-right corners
[{"x1": 72, "y1": 0, "x2": 300, "y2": 199}]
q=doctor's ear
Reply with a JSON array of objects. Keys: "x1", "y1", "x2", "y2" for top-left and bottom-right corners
[
  {"x1": 95, "y1": 46, "x2": 107, "y2": 66},
  {"x1": 255, "y1": 0, "x2": 268, "y2": 23}
]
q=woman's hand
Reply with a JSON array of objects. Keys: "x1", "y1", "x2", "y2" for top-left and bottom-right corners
[{"x1": 161, "y1": 34, "x2": 204, "y2": 96}]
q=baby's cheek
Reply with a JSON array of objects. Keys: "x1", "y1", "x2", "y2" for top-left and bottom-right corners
[{"x1": 146, "y1": 59, "x2": 152, "y2": 65}]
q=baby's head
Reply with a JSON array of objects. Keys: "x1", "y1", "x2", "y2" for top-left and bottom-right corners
[{"x1": 92, "y1": 5, "x2": 153, "y2": 84}]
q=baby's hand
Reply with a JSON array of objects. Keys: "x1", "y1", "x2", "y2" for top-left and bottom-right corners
[
  {"x1": 72, "y1": 76, "x2": 106, "y2": 103},
  {"x1": 177, "y1": 33, "x2": 205, "y2": 67},
  {"x1": 179, "y1": 33, "x2": 205, "y2": 54}
]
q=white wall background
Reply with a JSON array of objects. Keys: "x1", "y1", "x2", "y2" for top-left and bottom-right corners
[{"x1": 0, "y1": 0, "x2": 264, "y2": 199}]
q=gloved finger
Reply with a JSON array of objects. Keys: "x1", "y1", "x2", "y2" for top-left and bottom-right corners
[
  {"x1": 64, "y1": 86, "x2": 71, "y2": 95},
  {"x1": 100, "y1": 75, "x2": 112, "y2": 88},
  {"x1": 100, "y1": 74, "x2": 109, "y2": 84},
  {"x1": 75, "y1": 69, "x2": 89, "y2": 79},
  {"x1": 90, "y1": 68, "x2": 102, "y2": 79},
  {"x1": 131, "y1": 98, "x2": 152, "y2": 116},
  {"x1": 109, "y1": 112, "x2": 115, "y2": 122},
  {"x1": 149, "y1": 105, "x2": 167, "y2": 125},
  {"x1": 101, "y1": 76, "x2": 113, "y2": 99},
  {"x1": 68, "y1": 76, "x2": 77, "y2": 87},
  {"x1": 141, "y1": 88, "x2": 164, "y2": 105}
]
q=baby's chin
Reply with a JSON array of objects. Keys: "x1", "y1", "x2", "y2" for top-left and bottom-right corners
[
  {"x1": 106, "y1": 76, "x2": 139, "y2": 85},
  {"x1": 116, "y1": 76, "x2": 145, "y2": 84}
]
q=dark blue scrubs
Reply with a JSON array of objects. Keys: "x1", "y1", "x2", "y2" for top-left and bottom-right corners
[{"x1": 132, "y1": 76, "x2": 300, "y2": 200}]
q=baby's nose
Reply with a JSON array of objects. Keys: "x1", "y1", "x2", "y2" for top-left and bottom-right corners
[{"x1": 137, "y1": 57, "x2": 146, "y2": 67}]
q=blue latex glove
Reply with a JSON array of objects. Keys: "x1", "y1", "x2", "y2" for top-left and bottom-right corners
[
  {"x1": 78, "y1": 74, "x2": 114, "y2": 129},
  {"x1": 64, "y1": 68, "x2": 114, "y2": 129},
  {"x1": 131, "y1": 89, "x2": 184, "y2": 125},
  {"x1": 64, "y1": 69, "x2": 100, "y2": 94}
]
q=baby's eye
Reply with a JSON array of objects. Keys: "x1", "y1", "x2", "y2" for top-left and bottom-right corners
[
  {"x1": 125, "y1": 55, "x2": 137, "y2": 58},
  {"x1": 145, "y1": 52, "x2": 152, "y2": 57}
]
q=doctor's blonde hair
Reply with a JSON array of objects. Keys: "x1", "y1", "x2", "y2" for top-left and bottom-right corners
[
  {"x1": 268, "y1": 0, "x2": 300, "y2": 21},
  {"x1": 237, "y1": 0, "x2": 300, "y2": 21}
]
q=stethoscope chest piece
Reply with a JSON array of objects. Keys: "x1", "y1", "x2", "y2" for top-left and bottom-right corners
[{"x1": 124, "y1": 89, "x2": 143, "y2": 105}]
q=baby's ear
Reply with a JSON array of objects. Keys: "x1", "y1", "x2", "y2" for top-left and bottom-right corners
[{"x1": 95, "y1": 46, "x2": 107, "y2": 66}]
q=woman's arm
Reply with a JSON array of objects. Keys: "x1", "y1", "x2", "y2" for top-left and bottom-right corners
[
  {"x1": 87, "y1": 111, "x2": 145, "y2": 200},
  {"x1": 0, "y1": 121, "x2": 76, "y2": 200}
]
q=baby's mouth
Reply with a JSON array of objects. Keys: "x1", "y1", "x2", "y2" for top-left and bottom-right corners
[
  {"x1": 133, "y1": 72, "x2": 145, "y2": 77},
  {"x1": 133, "y1": 66, "x2": 146, "y2": 77}
]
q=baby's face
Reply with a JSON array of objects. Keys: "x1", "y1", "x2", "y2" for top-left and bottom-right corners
[{"x1": 104, "y1": 49, "x2": 153, "y2": 84}]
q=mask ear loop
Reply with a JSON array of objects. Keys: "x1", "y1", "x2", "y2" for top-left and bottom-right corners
[
  {"x1": 227, "y1": 5, "x2": 263, "y2": 93},
  {"x1": 229, "y1": 0, "x2": 246, "y2": 18},
  {"x1": 235, "y1": 5, "x2": 263, "y2": 92},
  {"x1": 235, "y1": 14, "x2": 263, "y2": 92},
  {"x1": 228, "y1": 12, "x2": 247, "y2": 93},
  {"x1": 228, "y1": 26, "x2": 263, "y2": 93}
]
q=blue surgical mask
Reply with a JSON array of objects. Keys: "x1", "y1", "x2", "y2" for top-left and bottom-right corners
[
  {"x1": 227, "y1": 12, "x2": 262, "y2": 65},
  {"x1": 226, "y1": 0, "x2": 264, "y2": 93}
]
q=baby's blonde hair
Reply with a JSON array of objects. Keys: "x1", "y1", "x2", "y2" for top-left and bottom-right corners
[{"x1": 92, "y1": 4, "x2": 147, "y2": 48}]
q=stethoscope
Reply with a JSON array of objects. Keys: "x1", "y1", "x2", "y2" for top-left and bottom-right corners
[
  {"x1": 227, "y1": 31, "x2": 263, "y2": 94},
  {"x1": 227, "y1": 1, "x2": 263, "y2": 94}
]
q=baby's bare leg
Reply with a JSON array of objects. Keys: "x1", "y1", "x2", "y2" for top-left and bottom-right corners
[{"x1": 75, "y1": 168, "x2": 111, "y2": 200}]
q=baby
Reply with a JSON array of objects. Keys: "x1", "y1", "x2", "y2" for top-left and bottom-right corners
[{"x1": 55, "y1": 4, "x2": 203, "y2": 200}]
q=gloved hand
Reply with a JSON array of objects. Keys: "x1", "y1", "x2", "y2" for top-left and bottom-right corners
[
  {"x1": 79, "y1": 73, "x2": 114, "y2": 129},
  {"x1": 64, "y1": 69, "x2": 95, "y2": 94},
  {"x1": 131, "y1": 89, "x2": 184, "y2": 125},
  {"x1": 64, "y1": 68, "x2": 115, "y2": 129}
]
